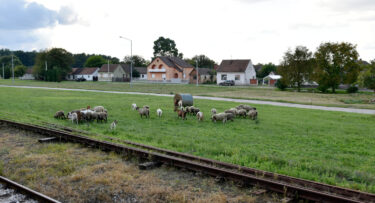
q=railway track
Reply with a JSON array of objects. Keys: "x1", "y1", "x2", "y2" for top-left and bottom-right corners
[
  {"x1": 0, "y1": 176, "x2": 60, "y2": 203},
  {"x1": 1, "y1": 118, "x2": 374, "y2": 203}
]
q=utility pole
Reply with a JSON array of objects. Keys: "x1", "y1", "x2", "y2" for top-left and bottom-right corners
[
  {"x1": 11, "y1": 54, "x2": 14, "y2": 83},
  {"x1": 45, "y1": 61, "x2": 47, "y2": 81},
  {"x1": 2, "y1": 63, "x2": 4, "y2": 79},
  {"x1": 196, "y1": 60, "x2": 199, "y2": 86}
]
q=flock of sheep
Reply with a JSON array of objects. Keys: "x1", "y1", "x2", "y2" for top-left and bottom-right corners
[{"x1": 132, "y1": 102, "x2": 258, "y2": 124}]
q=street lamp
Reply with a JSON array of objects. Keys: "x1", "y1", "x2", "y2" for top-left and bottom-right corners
[
  {"x1": 119, "y1": 36, "x2": 132, "y2": 87},
  {"x1": 195, "y1": 59, "x2": 199, "y2": 86}
]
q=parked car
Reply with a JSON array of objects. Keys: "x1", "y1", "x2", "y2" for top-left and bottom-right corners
[
  {"x1": 76, "y1": 78, "x2": 86, "y2": 82},
  {"x1": 219, "y1": 80, "x2": 235, "y2": 86}
]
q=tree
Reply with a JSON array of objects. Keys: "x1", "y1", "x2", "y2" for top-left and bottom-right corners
[
  {"x1": 14, "y1": 65, "x2": 26, "y2": 77},
  {"x1": 0, "y1": 55, "x2": 23, "y2": 79},
  {"x1": 132, "y1": 68, "x2": 140, "y2": 78},
  {"x1": 123, "y1": 55, "x2": 150, "y2": 67},
  {"x1": 314, "y1": 42, "x2": 360, "y2": 93},
  {"x1": 277, "y1": 46, "x2": 314, "y2": 91},
  {"x1": 84, "y1": 55, "x2": 106, "y2": 67},
  {"x1": 359, "y1": 60, "x2": 375, "y2": 92},
  {"x1": 185, "y1": 55, "x2": 217, "y2": 69},
  {"x1": 34, "y1": 48, "x2": 73, "y2": 82},
  {"x1": 258, "y1": 63, "x2": 277, "y2": 78},
  {"x1": 153, "y1": 37, "x2": 183, "y2": 58}
]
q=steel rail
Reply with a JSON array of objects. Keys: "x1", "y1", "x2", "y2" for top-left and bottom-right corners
[
  {"x1": 1, "y1": 119, "x2": 374, "y2": 203},
  {"x1": 0, "y1": 176, "x2": 60, "y2": 203}
]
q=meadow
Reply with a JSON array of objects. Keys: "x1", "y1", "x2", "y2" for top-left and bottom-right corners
[
  {"x1": 0, "y1": 86, "x2": 374, "y2": 193},
  {"x1": 0, "y1": 79, "x2": 374, "y2": 109}
]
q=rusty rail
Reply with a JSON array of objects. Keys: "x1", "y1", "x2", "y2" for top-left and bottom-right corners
[
  {"x1": 0, "y1": 176, "x2": 60, "y2": 203},
  {"x1": 1, "y1": 119, "x2": 374, "y2": 203}
]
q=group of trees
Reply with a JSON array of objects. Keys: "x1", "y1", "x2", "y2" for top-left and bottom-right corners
[{"x1": 276, "y1": 42, "x2": 371, "y2": 93}]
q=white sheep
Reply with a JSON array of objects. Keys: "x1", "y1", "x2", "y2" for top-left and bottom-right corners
[
  {"x1": 156, "y1": 108, "x2": 162, "y2": 118},
  {"x1": 93, "y1": 106, "x2": 105, "y2": 112},
  {"x1": 196, "y1": 111, "x2": 203, "y2": 121},
  {"x1": 211, "y1": 108, "x2": 217, "y2": 115},
  {"x1": 178, "y1": 100, "x2": 182, "y2": 108},
  {"x1": 132, "y1": 103, "x2": 137, "y2": 110},
  {"x1": 67, "y1": 112, "x2": 78, "y2": 124}
]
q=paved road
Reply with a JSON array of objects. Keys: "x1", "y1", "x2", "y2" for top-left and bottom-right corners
[{"x1": 1, "y1": 85, "x2": 375, "y2": 115}]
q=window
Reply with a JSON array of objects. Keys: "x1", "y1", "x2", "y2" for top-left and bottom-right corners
[
  {"x1": 159, "y1": 64, "x2": 163, "y2": 69},
  {"x1": 141, "y1": 74, "x2": 144, "y2": 78},
  {"x1": 221, "y1": 74, "x2": 227, "y2": 80},
  {"x1": 152, "y1": 65, "x2": 156, "y2": 69},
  {"x1": 193, "y1": 76, "x2": 197, "y2": 80},
  {"x1": 162, "y1": 74, "x2": 166, "y2": 80},
  {"x1": 152, "y1": 74, "x2": 155, "y2": 78},
  {"x1": 174, "y1": 73, "x2": 178, "y2": 78},
  {"x1": 235, "y1": 75, "x2": 240, "y2": 81},
  {"x1": 88, "y1": 76, "x2": 90, "y2": 79}
]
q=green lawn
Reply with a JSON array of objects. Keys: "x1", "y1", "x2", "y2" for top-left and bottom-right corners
[
  {"x1": 0, "y1": 79, "x2": 374, "y2": 109},
  {"x1": 0, "y1": 86, "x2": 374, "y2": 193}
]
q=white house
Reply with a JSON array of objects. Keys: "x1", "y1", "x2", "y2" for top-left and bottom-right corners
[
  {"x1": 134, "y1": 67, "x2": 147, "y2": 80},
  {"x1": 20, "y1": 67, "x2": 35, "y2": 80},
  {"x1": 75, "y1": 67, "x2": 99, "y2": 81},
  {"x1": 216, "y1": 59, "x2": 257, "y2": 85}
]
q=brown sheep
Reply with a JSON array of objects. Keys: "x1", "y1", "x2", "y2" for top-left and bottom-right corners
[
  {"x1": 177, "y1": 107, "x2": 187, "y2": 120},
  {"x1": 136, "y1": 106, "x2": 150, "y2": 118},
  {"x1": 54, "y1": 110, "x2": 65, "y2": 119}
]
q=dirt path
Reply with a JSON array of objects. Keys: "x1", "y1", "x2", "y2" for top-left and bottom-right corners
[{"x1": 1, "y1": 85, "x2": 375, "y2": 115}]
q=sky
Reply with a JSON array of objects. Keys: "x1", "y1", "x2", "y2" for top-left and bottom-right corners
[{"x1": 0, "y1": 0, "x2": 374, "y2": 64}]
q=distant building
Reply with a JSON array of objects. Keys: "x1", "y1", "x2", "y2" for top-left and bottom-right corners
[
  {"x1": 216, "y1": 59, "x2": 257, "y2": 85},
  {"x1": 74, "y1": 67, "x2": 100, "y2": 81},
  {"x1": 189, "y1": 68, "x2": 216, "y2": 84},
  {"x1": 67, "y1": 68, "x2": 80, "y2": 80},
  {"x1": 20, "y1": 67, "x2": 35, "y2": 80},
  {"x1": 147, "y1": 56, "x2": 194, "y2": 83},
  {"x1": 98, "y1": 64, "x2": 129, "y2": 82},
  {"x1": 263, "y1": 72, "x2": 281, "y2": 86},
  {"x1": 134, "y1": 67, "x2": 147, "y2": 80}
]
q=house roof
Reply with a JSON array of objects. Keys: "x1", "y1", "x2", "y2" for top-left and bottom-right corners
[
  {"x1": 77, "y1": 67, "x2": 99, "y2": 75},
  {"x1": 120, "y1": 64, "x2": 131, "y2": 74},
  {"x1": 264, "y1": 72, "x2": 282, "y2": 80},
  {"x1": 190, "y1": 68, "x2": 213, "y2": 75},
  {"x1": 158, "y1": 56, "x2": 194, "y2": 72},
  {"x1": 217, "y1": 60, "x2": 251, "y2": 73},
  {"x1": 134, "y1": 67, "x2": 147, "y2": 74},
  {"x1": 98, "y1": 64, "x2": 121, "y2": 73},
  {"x1": 69, "y1": 68, "x2": 81, "y2": 75}
]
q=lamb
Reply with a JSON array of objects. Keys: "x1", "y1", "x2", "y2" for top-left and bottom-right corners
[
  {"x1": 143, "y1": 105, "x2": 150, "y2": 109},
  {"x1": 136, "y1": 106, "x2": 150, "y2": 118},
  {"x1": 67, "y1": 112, "x2": 78, "y2": 124},
  {"x1": 211, "y1": 108, "x2": 217, "y2": 116},
  {"x1": 97, "y1": 112, "x2": 108, "y2": 122},
  {"x1": 211, "y1": 113, "x2": 227, "y2": 123},
  {"x1": 93, "y1": 106, "x2": 105, "y2": 112},
  {"x1": 177, "y1": 107, "x2": 187, "y2": 120},
  {"x1": 156, "y1": 108, "x2": 162, "y2": 118},
  {"x1": 247, "y1": 108, "x2": 258, "y2": 120},
  {"x1": 54, "y1": 110, "x2": 65, "y2": 119},
  {"x1": 186, "y1": 106, "x2": 193, "y2": 115},
  {"x1": 110, "y1": 120, "x2": 118, "y2": 130},
  {"x1": 196, "y1": 111, "x2": 203, "y2": 121},
  {"x1": 132, "y1": 103, "x2": 137, "y2": 110},
  {"x1": 236, "y1": 109, "x2": 247, "y2": 118}
]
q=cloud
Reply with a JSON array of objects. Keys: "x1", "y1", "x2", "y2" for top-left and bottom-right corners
[
  {"x1": 0, "y1": 0, "x2": 78, "y2": 30},
  {"x1": 318, "y1": 0, "x2": 375, "y2": 11}
]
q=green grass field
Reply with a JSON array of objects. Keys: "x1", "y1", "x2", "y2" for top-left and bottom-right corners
[
  {"x1": 0, "y1": 86, "x2": 374, "y2": 193},
  {"x1": 0, "y1": 79, "x2": 374, "y2": 109}
]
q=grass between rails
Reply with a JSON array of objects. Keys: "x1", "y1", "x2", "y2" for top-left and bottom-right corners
[
  {"x1": 0, "y1": 79, "x2": 374, "y2": 109},
  {"x1": 0, "y1": 87, "x2": 374, "y2": 193}
]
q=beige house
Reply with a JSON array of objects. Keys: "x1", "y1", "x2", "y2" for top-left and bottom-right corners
[
  {"x1": 98, "y1": 64, "x2": 129, "y2": 82},
  {"x1": 189, "y1": 68, "x2": 216, "y2": 84},
  {"x1": 147, "y1": 56, "x2": 194, "y2": 83}
]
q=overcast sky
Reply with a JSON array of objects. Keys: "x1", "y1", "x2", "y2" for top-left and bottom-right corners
[{"x1": 0, "y1": 0, "x2": 374, "y2": 64}]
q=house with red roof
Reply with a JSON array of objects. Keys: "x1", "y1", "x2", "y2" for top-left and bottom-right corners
[{"x1": 147, "y1": 56, "x2": 194, "y2": 83}]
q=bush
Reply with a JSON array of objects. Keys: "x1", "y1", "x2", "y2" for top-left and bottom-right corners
[
  {"x1": 275, "y1": 80, "x2": 287, "y2": 91},
  {"x1": 317, "y1": 84, "x2": 329, "y2": 93},
  {"x1": 346, "y1": 86, "x2": 358, "y2": 93}
]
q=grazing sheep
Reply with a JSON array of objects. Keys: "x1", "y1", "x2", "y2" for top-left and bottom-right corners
[
  {"x1": 97, "y1": 112, "x2": 108, "y2": 122},
  {"x1": 211, "y1": 113, "x2": 227, "y2": 123},
  {"x1": 156, "y1": 108, "x2": 162, "y2": 118},
  {"x1": 177, "y1": 107, "x2": 187, "y2": 120},
  {"x1": 132, "y1": 103, "x2": 137, "y2": 110},
  {"x1": 136, "y1": 107, "x2": 150, "y2": 118},
  {"x1": 178, "y1": 100, "x2": 182, "y2": 108},
  {"x1": 236, "y1": 104, "x2": 255, "y2": 112},
  {"x1": 196, "y1": 111, "x2": 203, "y2": 121},
  {"x1": 69, "y1": 110, "x2": 83, "y2": 123},
  {"x1": 247, "y1": 108, "x2": 258, "y2": 120},
  {"x1": 67, "y1": 112, "x2": 78, "y2": 124},
  {"x1": 91, "y1": 112, "x2": 99, "y2": 122},
  {"x1": 54, "y1": 110, "x2": 65, "y2": 119},
  {"x1": 211, "y1": 108, "x2": 217, "y2": 116},
  {"x1": 225, "y1": 113, "x2": 235, "y2": 122},
  {"x1": 236, "y1": 109, "x2": 247, "y2": 118},
  {"x1": 190, "y1": 107, "x2": 200, "y2": 116},
  {"x1": 185, "y1": 106, "x2": 193, "y2": 115},
  {"x1": 224, "y1": 108, "x2": 237, "y2": 116},
  {"x1": 81, "y1": 109, "x2": 95, "y2": 122},
  {"x1": 143, "y1": 105, "x2": 150, "y2": 109},
  {"x1": 93, "y1": 106, "x2": 105, "y2": 112},
  {"x1": 110, "y1": 120, "x2": 118, "y2": 130}
]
